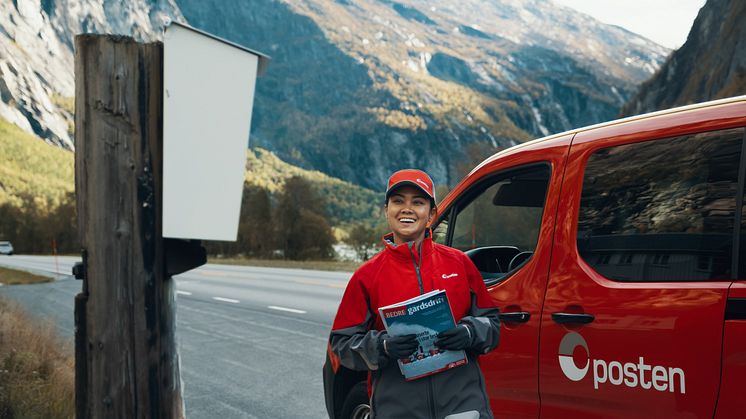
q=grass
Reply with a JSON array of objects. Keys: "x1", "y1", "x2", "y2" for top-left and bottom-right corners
[
  {"x1": 0, "y1": 297, "x2": 74, "y2": 418},
  {"x1": 50, "y1": 94, "x2": 74, "y2": 116},
  {"x1": 0, "y1": 116, "x2": 74, "y2": 208},
  {"x1": 0, "y1": 267, "x2": 52, "y2": 285},
  {"x1": 208, "y1": 257, "x2": 361, "y2": 272}
]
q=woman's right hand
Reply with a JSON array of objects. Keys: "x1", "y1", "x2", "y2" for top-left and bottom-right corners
[{"x1": 380, "y1": 333, "x2": 419, "y2": 359}]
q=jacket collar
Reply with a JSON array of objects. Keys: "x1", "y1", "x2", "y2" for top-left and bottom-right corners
[{"x1": 382, "y1": 229, "x2": 433, "y2": 262}]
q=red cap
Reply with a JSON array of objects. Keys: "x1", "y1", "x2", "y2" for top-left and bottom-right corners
[{"x1": 385, "y1": 169, "x2": 435, "y2": 201}]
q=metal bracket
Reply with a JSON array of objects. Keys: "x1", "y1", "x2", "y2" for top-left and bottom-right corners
[
  {"x1": 165, "y1": 239, "x2": 206, "y2": 276},
  {"x1": 72, "y1": 248, "x2": 88, "y2": 280}
]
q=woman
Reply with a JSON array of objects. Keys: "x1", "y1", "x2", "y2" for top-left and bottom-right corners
[{"x1": 329, "y1": 169, "x2": 501, "y2": 419}]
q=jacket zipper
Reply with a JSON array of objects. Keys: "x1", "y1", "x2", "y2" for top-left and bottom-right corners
[
  {"x1": 409, "y1": 241, "x2": 437, "y2": 418},
  {"x1": 428, "y1": 376, "x2": 436, "y2": 419},
  {"x1": 407, "y1": 241, "x2": 424, "y2": 294}
]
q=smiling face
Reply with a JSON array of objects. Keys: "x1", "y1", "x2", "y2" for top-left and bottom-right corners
[{"x1": 385, "y1": 185, "x2": 436, "y2": 245}]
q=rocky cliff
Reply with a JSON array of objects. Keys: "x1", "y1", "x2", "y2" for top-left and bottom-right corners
[
  {"x1": 0, "y1": 0, "x2": 182, "y2": 149},
  {"x1": 622, "y1": 0, "x2": 746, "y2": 116},
  {"x1": 1, "y1": 0, "x2": 668, "y2": 188},
  {"x1": 176, "y1": 0, "x2": 668, "y2": 187}
]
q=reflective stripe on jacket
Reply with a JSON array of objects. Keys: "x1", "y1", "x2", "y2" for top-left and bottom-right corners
[{"x1": 329, "y1": 234, "x2": 501, "y2": 419}]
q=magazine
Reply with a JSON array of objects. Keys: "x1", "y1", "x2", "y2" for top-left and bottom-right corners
[{"x1": 378, "y1": 289, "x2": 468, "y2": 380}]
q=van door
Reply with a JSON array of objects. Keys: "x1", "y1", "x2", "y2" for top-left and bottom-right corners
[
  {"x1": 539, "y1": 126, "x2": 745, "y2": 418},
  {"x1": 435, "y1": 135, "x2": 571, "y2": 418}
]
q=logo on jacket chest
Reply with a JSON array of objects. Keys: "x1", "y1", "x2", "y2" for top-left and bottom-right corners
[{"x1": 441, "y1": 273, "x2": 459, "y2": 279}]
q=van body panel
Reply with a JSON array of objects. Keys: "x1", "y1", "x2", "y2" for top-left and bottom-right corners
[
  {"x1": 714, "y1": 282, "x2": 746, "y2": 418},
  {"x1": 713, "y1": 319, "x2": 746, "y2": 418},
  {"x1": 448, "y1": 135, "x2": 575, "y2": 209},
  {"x1": 468, "y1": 97, "x2": 746, "y2": 184},
  {"x1": 436, "y1": 134, "x2": 572, "y2": 418},
  {"x1": 537, "y1": 120, "x2": 742, "y2": 418},
  {"x1": 571, "y1": 100, "x2": 746, "y2": 147},
  {"x1": 324, "y1": 97, "x2": 746, "y2": 419},
  {"x1": 726, "y1": 281, "x2": 746, "y2": 297}
]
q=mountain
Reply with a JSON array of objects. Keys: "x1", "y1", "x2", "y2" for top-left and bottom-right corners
[
  {"x1": 0, "y1": 0, "x2": 182, "y2": 149},
  {"x1": 0, "y1": 0, "x2": 668, "y2": 189},
  {"x1": 622, "y1": 0, "x2": 746, "y2": 116},
  {"x1": 177, "y1": 0, "x2": 668, "y2": 187}
]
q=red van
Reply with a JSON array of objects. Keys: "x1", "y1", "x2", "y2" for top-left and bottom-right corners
[{"x1": 324, "y1": 95, "x2": 746, "y2": 418}]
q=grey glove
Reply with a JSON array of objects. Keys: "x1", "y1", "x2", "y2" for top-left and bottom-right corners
[
  {"x1": 379, "y1": 333, "x2": 419, "y2": 359},
  {"x1": 435, "y1": 324, "x2": 473, "y2": 350}
]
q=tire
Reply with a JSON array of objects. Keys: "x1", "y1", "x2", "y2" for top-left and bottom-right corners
[{"x1": 340, "y1": 381, "x2": 370, "y2": 419}]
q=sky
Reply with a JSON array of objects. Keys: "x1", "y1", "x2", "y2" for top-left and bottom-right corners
[{"x1": 553, "y1": 0, "x2": 707, "y2": 49}]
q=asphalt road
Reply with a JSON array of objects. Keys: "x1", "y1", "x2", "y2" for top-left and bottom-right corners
[{"x1": 0, "y1": 255, "x2": 351, "y2": 418}]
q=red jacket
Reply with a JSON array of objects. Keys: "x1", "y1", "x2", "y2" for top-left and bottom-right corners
[{"x1": 329, "y1": 233, "x2": 500, "y2": 418}]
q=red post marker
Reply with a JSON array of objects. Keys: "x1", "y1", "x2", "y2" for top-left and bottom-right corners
[{"x1": 52, "y1": 238, "x2": 59, "y2": 277}]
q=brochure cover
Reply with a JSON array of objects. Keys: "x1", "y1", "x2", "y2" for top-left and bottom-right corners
[{"x1": 379, "y1": 289, "x2": 467, "y2": 380}]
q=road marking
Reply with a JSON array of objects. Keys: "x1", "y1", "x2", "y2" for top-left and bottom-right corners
[
  {"x1": 176, "y1": 291, "x2": 192, "y2": 296},
  {"x1": 268, "y1": 305, "x2": 307, "y2": 314},
  {"x1": 213, "y1": 297, "x2": 240, "y2": 304},
  {"x1": 294, "y1": 279, "x2": 346, "y2": 289}
]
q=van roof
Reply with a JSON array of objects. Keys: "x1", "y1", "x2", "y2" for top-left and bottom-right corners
[{"x1": 471, "y1": 95, "x2": 746, "y2": 175}]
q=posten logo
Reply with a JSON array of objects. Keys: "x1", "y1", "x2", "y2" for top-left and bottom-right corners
[
  {"x1": 557, "y1": 332, "x2": 686, "y2": 393},
  {"x1": 558, "y1": 332, "x2": 589, "y2": 381}
]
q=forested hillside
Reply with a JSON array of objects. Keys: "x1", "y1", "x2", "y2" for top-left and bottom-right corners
[
  {"x1": 245, "y1": 148, "x2": 380, "y2": 227},
  {"x1": 0, "y1": 115, "x2": 381, "y2": 254},
  {"x1": 0, "y1": 117, "x2": 76, "y2": 253}
]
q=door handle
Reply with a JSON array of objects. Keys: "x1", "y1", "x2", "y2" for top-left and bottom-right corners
[
  {"x1": 499, "y1": 312, "x2": 530, "y2": 323},
  {"x1": 551, "y1": 313, "x2": 594, "y2": 325}
]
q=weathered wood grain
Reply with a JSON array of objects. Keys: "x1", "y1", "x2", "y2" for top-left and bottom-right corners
[{"x1": 75, "y1": 34, "x2": 183, "y2": 419}]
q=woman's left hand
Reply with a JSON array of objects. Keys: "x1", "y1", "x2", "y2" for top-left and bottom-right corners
[{"x1": 435, "y1": 324, "x2": 473, "y2": 350}]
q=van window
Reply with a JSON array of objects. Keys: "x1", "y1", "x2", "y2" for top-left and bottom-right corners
[
  {"x1": 432, "y1": 214, "x2": 449, "y2": 245},
  {"x1": 578, "y1": 127, "x2": 744, "y2": 282},
  {"x1": 450, "y1": 164, "x2": 550, "y2": 284}
]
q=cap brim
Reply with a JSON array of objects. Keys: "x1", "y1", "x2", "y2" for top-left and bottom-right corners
[{"x1": 385, "y1": 181, "x2": 434, "y2": 200}]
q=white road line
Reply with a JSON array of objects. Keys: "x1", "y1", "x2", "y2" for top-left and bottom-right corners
[
  {"x1": 213, "y1": 297, "x2": 240, "y2": 304},
  {"x1": 267, "y1": 305, "x2": 307, "y2": 314},
  {"x1": 176, "y1": 291, "x2": 192, "y2": 296}
]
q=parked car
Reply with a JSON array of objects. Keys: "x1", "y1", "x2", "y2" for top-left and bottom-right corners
[
  {"x1": 324, "y1": 95, "x2": 746, "y2": 419},
  {"x1": 0, "y1": 241, "x2": 13, "y2": 255}
]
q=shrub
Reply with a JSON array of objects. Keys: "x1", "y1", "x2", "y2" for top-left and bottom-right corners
[{"x1": 0, "y1": 297, "x2": 74, "y2": 418}]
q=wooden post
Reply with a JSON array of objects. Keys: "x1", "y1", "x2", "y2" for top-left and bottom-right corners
[{"x1": 74, "y1": 34, "x2": 184, "y2": 418}]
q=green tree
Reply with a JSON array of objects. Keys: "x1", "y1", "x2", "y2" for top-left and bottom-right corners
[
  {"x1": 48, "y1": 191, "x2": 78, "y2": 254},
  {"x1": 0, "y1": 193, "x2": 78, "y2": 254},
  {"x1": 277, "y1": 176, "x2": 335, "y2": 260},
  {"x1": 205, "y1": 183, "x2": 275, "y2": 257},
  {"x1": 239, "y1": 184, "x2": 274, "y2": 257},
  {"x1": 347, "y1": 223, "x2": 379, "y2": 261}
]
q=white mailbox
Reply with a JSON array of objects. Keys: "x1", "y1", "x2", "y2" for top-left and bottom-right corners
[{"x1": 162, "y1": 22, "x2": 269, "y2": 241}]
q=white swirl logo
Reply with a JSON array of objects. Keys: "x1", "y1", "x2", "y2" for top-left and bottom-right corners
[
  {"x1": 557, "y1": 332, "x2": 687, "y2": 393},
  {"x1": 558, "y1": 332, "x2": 589, "y2": 381}
]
